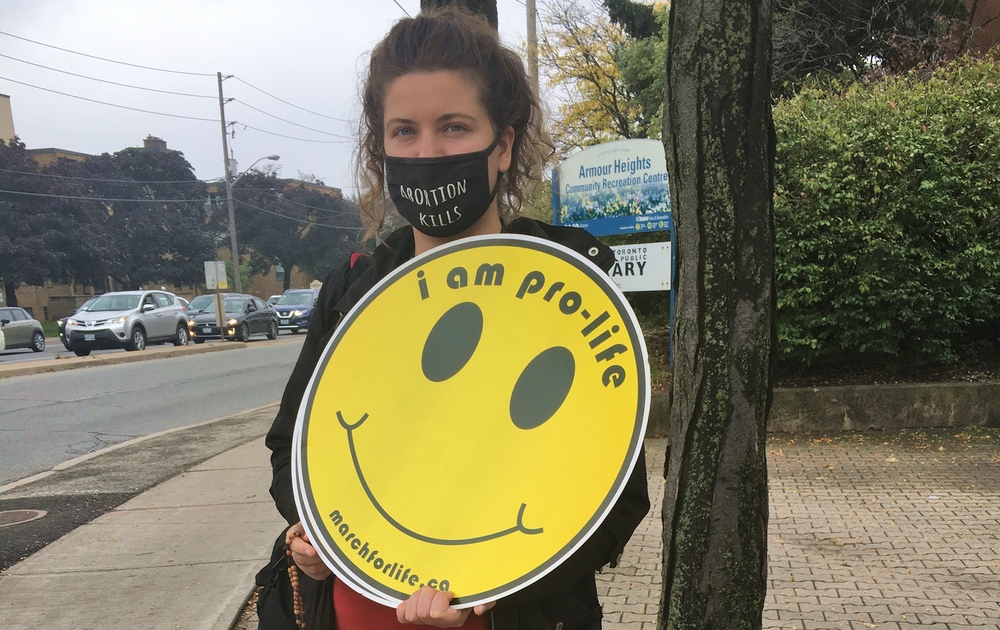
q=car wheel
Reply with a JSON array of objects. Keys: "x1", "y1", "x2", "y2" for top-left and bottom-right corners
[
  {"x1": 193, "y1": 338, "x2": 205, "y2": 344},
  {"x1": 126, "y1": 327, "x2": 147, "y2": 351},
  {"x1": 31, "y1": 331, "x2": 45, "y2": 352},
  {"x1": 266, "y1": 319, "x2": 278, "y2": 340},
  {"x1": 74, "y1": 348, "x2": 91, "y2": 357},
  {"x1": 238, "y1": 322, "x2": 251, "y2": 343},
  {"x1": 173, "y1": 324, "x2": 189, "y2": 346}
]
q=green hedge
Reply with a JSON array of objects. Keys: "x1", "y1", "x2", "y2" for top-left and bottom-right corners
[{"x1": 774, "y1": 54, "x2": 1000, "y2": 367}]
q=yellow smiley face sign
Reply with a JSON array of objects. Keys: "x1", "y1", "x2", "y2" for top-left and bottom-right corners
[{"x1": 293, "y1": 234, "x2": 649, "y2": 608}]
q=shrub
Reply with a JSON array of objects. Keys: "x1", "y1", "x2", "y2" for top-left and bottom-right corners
[{"x1": 773, "y1": 53, "x2": 1000, "y2": 367}]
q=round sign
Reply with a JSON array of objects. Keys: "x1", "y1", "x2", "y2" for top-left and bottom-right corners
[{"x1": 293, "y1": 234, "x2": 649, "y2": 608}]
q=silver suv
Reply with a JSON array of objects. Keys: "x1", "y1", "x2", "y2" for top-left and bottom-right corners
[{"x1": 64, "y1": 290, "x2": 189, "y2": 356}]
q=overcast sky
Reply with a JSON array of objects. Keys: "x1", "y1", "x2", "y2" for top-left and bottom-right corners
[{"x1": 1, "y1": 0, "x2": 532, "y2": 195}]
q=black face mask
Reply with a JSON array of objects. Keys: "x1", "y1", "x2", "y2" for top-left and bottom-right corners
[{"x1": 385, "y1": 137, "x2": 501, "y2": 238}]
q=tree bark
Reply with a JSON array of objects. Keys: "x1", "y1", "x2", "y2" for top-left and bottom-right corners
[
  {"x1": 420, "y1": 0, "x2": 499, "y2": 29},
  {"x1": 1, "y1": 277, "x2": 17, "y2": 307},
  {"x1": 658, "y1": 0, "x2": 775, "y2": 628}
]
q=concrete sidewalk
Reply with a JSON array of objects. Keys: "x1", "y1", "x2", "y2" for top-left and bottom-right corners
[
  {"x1": 2, "y1": 428, "x2": 999, "y2": 629},
  {"x1": 0, "y1": 436, "x2": 285, "y2": 630}
]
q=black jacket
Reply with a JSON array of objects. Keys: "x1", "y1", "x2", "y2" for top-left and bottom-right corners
[{"x1": 264, "y1": 218, "x2": 650, "y2": 630}]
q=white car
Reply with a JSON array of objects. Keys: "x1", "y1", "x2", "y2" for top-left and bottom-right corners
[
  {"x1": 64, "y1": 290, "x2": 189, "y2": 356},
  {"x1": 0, "y1": 327, "x2": 5, "y2": 353}
]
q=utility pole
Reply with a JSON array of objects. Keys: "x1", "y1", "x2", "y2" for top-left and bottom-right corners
[
  {"x1": 217, "y1": 71, "x2": 243, "y2": 294},
  {"x1": 526, "y1": 0, "x2": 539, "y2": 98}
]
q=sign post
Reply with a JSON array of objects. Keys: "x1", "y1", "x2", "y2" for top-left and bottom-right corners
[
  {"x1": 204, "y1": 260, "x2": 228, "y2": 336},
  {"x1": 552, "y1": 139, "x2": 676, "y2": 363}
]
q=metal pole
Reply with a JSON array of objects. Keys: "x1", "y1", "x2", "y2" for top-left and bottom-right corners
[{"x1": 217, "y1": 71, "x2": 243, "y2": 294}]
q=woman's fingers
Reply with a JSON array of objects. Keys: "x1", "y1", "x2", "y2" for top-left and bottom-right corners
[
  {"x1": 287, "y1": 522, "x2": 331, "y2": 580},
  {"x1": 396, "y1": 587, "x2": 471, "y2": 627}
]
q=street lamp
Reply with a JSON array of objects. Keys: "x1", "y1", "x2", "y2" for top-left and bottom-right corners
[{"x1": 222, "y1": 154, "x2": 279, "y2": 293}]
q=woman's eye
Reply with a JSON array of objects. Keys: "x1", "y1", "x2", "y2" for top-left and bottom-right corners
[
  {"x1": 444, "y1": 123, "x2": 465, "y2": 133},
  {"x1": 393, "y1": 127, "x2": 414, "y2": 137}
]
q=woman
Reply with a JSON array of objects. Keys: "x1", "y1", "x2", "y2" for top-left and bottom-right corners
[{"x1": 262, "y1": 7, "x2": 649, "y2": 629}]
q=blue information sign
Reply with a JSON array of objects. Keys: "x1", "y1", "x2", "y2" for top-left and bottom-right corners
[{"x1": 552, "y1": 139, "x2": 672, "y2": 237}]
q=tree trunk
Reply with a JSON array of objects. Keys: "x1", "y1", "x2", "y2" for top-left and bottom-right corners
[
  {"x1": 420, "y1": 0, "x2": 498, "y2": 29},
  {"x1": 658, "y1": 0, "x2": 775, "y2": 628},
  {"x1": 1, "y1": 277, "x2": 17, "y2": 307}
]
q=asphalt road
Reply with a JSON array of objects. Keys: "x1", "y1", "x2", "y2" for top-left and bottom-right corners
[{"x1": 0, "y1": 336, "x2": 305, "y2": 486}]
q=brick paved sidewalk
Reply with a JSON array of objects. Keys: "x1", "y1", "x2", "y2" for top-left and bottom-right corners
[{"x1": 599, "y1": 431, "x2": 1000, "y2": 629}]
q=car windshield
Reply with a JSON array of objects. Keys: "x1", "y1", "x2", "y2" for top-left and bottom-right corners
[
  {"x1": 86, "y1": 294, "x2": 141, "y2": 312},
  {"x1": 188, "y1": 295, "x2": 214, "y2": 311},
  {"x1": 75, "y1": 297, "x2": 97, "y2": 312},
  {"x1": 202, "y1": 298, "x2": 245, "y2": 314},
  {"x1": 277, "y1": 293, "x2": 313, "y2": 306}
]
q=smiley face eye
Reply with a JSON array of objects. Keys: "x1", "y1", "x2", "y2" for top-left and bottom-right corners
[
  {"x1": 509, "y1": 347, "x2": 575, "y2": 430},
  {"x1": 422, "y1": 302, "x2": 483, "y2": 382}
]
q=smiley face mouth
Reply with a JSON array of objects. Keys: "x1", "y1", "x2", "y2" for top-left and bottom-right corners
[{"x1": 338, "y1": 411, "x2": 543, "y2": 545}]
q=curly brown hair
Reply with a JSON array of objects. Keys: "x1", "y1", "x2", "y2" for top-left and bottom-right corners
[{"x1": 355, "y1": 7, "x2": 552, "y2": 240}]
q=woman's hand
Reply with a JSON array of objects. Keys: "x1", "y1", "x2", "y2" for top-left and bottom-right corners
[
  {"x1": 396, "y1": 586, "x2": 495, "y2": 627},
  {"x1": 286, "y1": 521, "x2": 332, "y2": 581}
]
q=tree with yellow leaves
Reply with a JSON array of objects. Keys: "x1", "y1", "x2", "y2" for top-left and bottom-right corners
[{"x1": 539, "y1": 0, "x2": 664, "y2": 157}]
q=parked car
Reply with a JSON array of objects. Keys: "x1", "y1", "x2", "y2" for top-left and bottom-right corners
[
  {"x1": 0, "y1": 306, "x2": 45, "y2": 352},
  {"x1": 0, "y1": 328, "x2": 5, "y2": 353},
  {"x1": 64, "y1": 290, "x2": 189, "y2": 356},
  {"x1": 58, "y1": 296, "x2": 99, "y2": 350},
  {"x1": 186, "y1": 293, "x2": 242, "y2": 316},
  {"x1": 187, "y1": 294, "x2": 278, "y2": 343},
  {"x1": 176, "y1": 296, "x2": 190, "y2": 311},
  {"x1": 267, "y1": 295, "x2": 281, "y2": 306},
  {"x1": 273, "y1": 288, "x2": 321, "y2": 334}
]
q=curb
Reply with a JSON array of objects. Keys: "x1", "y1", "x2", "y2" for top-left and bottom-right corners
[
  {"x1": 0, "y1": 336, "x2": 302, "y2": 380},
  {"x1": 0, "y1": 401, "x2": 280, "y2": 495}
]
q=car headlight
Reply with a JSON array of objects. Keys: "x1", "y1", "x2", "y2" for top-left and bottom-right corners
[
  {"x1": 291, "y1": 310, "x2": 304, "y2": 317},
  {"x1": 227, "y1": 318, "x2": 238, "y2": 326},
  {"x1": 187, "y1": 319, "x2": 196, "y2": 327},
  {"x1": 108, "y1": 316, "x2": 127, "y2": 325},
  {"x1": 67, "y1": 318, "x2": 79, "y2": 326}
]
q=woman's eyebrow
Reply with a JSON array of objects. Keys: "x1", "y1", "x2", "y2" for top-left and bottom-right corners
[
  {"x1": 437, "y1": 113, "x2": 477, "y2": 123},
  {"x1": 385, "y1": 113, "x2": 477, "y2": 128}
]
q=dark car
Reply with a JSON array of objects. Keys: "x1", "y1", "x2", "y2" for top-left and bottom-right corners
[
  {"x1": 0, "y1": 306, "x2": 45, "y2": 353},
  {"x1": 185, "y1": 293, "x2": 242, "y2": 316},
  {"x1": 273, "y1": 288, "x2": 321, "y2": 334},
  {"x1": 187, "y1": 295, "x2": 278, "y2": 343},
  {"x1": 58, "y1": 296, "x2": 99, "y2": 350}
]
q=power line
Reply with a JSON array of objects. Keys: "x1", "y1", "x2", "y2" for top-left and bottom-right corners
[
  {"x1": 0, "y1": 53, "x2": 216, "y2": 99},
  {"x1": 230, "y1": 121, "x2": 353, "y2": 144},
  {"x1": 0, "y1": 30, "x2": 215, "y2": 77},
  {"x1": 230, "y1": 76, "x2": 352, "y2": 123},
  {"x1": 230, "y1": 99, "x2": 352, "y2": 138},
  {"x1": 0, "y1": 76, "x2": 217, "y2": 122},
  {"x1": 392, "y1": 0, "x2": 412, "y2": 17},
  {"x1": 0, "y1": 53, "x2": 214, "y2": 99},
  {"x1": 0, "y1": 189, "x2": 206, "y2": 203},
  {"x1": 234, "y1": 199, "x2": 363, "y2": 229},
  {"x1": 0, "y1": 168, "x2": 355, "y2": 216},
  {"x1": 0, "y1": 167, "x2": 211, "y2": 185},
  {"x1": 231, "y1": 188, "x2": 357, "y2": 217}
]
